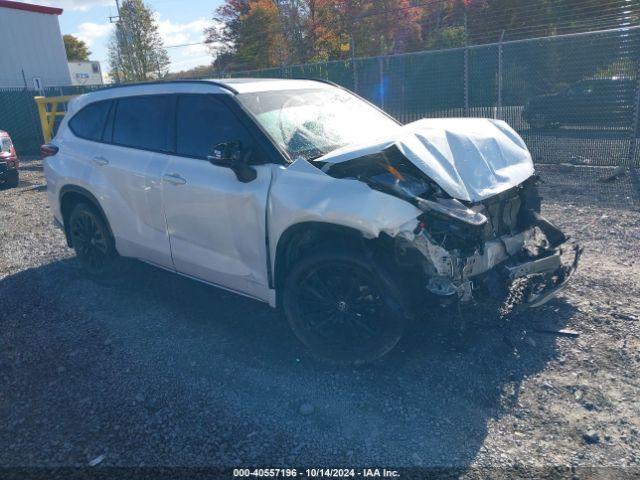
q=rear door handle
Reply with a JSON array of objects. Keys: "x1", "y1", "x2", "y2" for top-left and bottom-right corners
[
  {"x1": 163, "y1": 173, "x2": 187, "y2": 185},
  {"x1": 92, "y1": 156, "x2": 109, "y2": 166}
]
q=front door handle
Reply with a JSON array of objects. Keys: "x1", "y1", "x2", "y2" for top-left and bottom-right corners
[
  {"x1": 92, "y1": 156, "x2": 109, "y2": 166},
  {"x1": 163, "y1": 173, "x2": 187, "y2": 185}
]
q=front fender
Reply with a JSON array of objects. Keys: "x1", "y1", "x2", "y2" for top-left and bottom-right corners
[{"x1": 267, "y1": 158, "x2": 422, "y2": 276}]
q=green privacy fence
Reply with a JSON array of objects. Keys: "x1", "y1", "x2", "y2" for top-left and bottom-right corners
[
  {"x1": 0, "y1": 85, "x2": 101, "y2": 157},
  {"x1": 231, "y1": 27, "x2": 640, "y2": 167},
  {"x1": 1, "y1": 26, "x2": 639, "y2": 165}
]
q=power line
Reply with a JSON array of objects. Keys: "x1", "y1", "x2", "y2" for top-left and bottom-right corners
[{"x1": 165, "y1": 40, "x2": 215, "y2": 49}]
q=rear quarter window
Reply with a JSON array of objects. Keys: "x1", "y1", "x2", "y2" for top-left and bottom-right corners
[{"x1": 69, "y1": 101, "x2": 112, "y2": 142}]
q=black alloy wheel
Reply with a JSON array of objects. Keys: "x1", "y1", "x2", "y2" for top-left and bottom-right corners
[
  {"x1": 68, "y1": 203, "x2": 118, "y2": 277},
  {"x1": 283, "y1": 250, "x2": 406, "y2": 364}
]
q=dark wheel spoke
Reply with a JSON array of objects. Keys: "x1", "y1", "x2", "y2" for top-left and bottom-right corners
[
  {"x1": 299, "y1": 296, "x2": 334, "y2": 309},
  {"x1": 341, "y1": 275, "x2": 362, "y2": 302},
  {"x1": 69, "y1": 206, "x2": 117, "y2": 277},
  {"x1": 349, "y1": 313, "x2": 379, "y2": 337},
  {"x1": 300, "y1": 285, "x2": 331, "y2": 304},
  {"x1": 309, "y1": 312, "x2": 339, "y2": 332},
  {"x1": 308, "y1": 271, "x2": 336, "y2": 302},
  {"x1": 288, "y1": 257, "x2": 405, "y2": 362}
]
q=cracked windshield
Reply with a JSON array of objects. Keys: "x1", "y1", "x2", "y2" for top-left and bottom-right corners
[{"x1": 238, "y1": 88, "x2": 402, "y2": 161}]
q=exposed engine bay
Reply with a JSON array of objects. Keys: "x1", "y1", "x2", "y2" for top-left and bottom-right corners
[{"x1": 310, "y1": 119, "x2": 582, "y2": 311}]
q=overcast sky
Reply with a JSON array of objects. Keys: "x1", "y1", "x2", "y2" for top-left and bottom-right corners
[{"x1": 24, "y1": 0, "x2": 224, "y2": 73}]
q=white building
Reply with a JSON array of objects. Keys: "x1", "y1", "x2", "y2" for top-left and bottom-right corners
[
  {"x1": 0, "y1": 0, "x2": 71, "y2": 88},
  {"x1": 68, "y1": 61, "x2": 104, "y2": 86}
]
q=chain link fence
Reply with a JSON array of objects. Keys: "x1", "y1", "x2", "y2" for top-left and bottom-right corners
[
  {"x1": 0, "y1": 85, "x2": 100, "y2": 156},
  {"x1": 1, "y1": 26, "x2": 640, "y2": 172},
  {"x1": 231, "y1": 26, "x2": 640, "y2": 169}
]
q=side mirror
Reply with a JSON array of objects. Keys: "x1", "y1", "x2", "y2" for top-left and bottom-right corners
[
  {"x1": 207, "y1": 140, "x2": 241, "y2": 166},
  {"x1": 207, "y1": 141, "x2": 257, "y2": 183}
]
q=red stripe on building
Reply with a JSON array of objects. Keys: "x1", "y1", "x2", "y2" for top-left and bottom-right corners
[{"x1": 0, "y1": 0, "x2": 63, "y2": 16}]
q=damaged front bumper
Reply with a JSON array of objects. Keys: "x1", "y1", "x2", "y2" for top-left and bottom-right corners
[
  {"x1": 504, "y1": 244, "x2": 582, "y2": 307},
  {"x1": 409, "y1": 225, "x2": 582, "y2": 309}
]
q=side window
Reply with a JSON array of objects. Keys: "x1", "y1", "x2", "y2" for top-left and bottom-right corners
[
  {"x1": 69, "y1": 101, "x2": 112, "y2": 141},
  {"x1": 113, "y1": 95, "x2": 175, "y2": 152},
  {"x1": 176, "y1": 95, "x2": 251, "y2": 159},
  {"x1": 1, "y1": 136, "x2": 11, "y2": 153}
]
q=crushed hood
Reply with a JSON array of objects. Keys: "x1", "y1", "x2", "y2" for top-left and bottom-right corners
[{"x1": 315, "y1": 118, "x2": 535, "y2": 203}]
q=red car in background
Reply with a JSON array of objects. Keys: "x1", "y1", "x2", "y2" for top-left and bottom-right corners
[{"x1": 0, "y1": 130, "x2": 19, "y2": 189}]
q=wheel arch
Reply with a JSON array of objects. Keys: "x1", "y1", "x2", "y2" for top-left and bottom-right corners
[
  {"x1": 273, "y1": 221, "x2": 384, "y2": 307},
  {"x1": 59, "y1": 185, "x2": 114, "y2": 248}
]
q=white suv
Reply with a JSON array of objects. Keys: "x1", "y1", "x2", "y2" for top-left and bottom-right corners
[{"x1": 43, "y1": 79, "x2": 580, "y2": 363}]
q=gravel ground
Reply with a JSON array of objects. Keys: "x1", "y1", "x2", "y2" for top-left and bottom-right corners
[{"x1": 1, "y1": 160, "x2": 639, "y2": 476}]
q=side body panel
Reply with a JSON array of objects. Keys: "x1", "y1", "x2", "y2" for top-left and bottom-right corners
[
  {"x1": 45, "y1": 129, "x2": 174, "y2": 267},
  {"x1": 45, "y1": 83, "x2": 233, "y2": 268},
  {"x1": 94, "y1": 143, "x2": 173, "y2": 267},
  {"x1": 163, "y1": 160, "x2": 274, "y2": 301}
]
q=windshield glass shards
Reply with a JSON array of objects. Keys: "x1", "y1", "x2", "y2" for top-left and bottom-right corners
[{"x1": 237, "y1": 87, "x2": 401, "y2": 161}]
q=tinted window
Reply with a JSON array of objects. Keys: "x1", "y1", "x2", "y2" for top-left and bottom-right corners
[
  {"x1": 113, "y1": 95, "x2": 174, "y2": 152},
  {"x1": 69, "y1": 101, "x2": 112, "y2": 141},
  {"x1": 176, "y1": 95, "x2": 250, "y2": 159},
  {"x1": 1, "y1": 135, "x2": 12, "y2": 153}
]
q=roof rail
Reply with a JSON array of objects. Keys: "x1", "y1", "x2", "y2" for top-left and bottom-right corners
[{"x1": 82, "y1": 79, "x2": 239, "y2": 95}]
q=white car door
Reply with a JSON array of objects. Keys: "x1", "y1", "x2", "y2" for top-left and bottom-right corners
[
  {"x1": 162, "y1": 94, "x2": 274, "y2": 302},
  {"x1": 96, "y1": 94, "x2": 175, "y2": 268}
]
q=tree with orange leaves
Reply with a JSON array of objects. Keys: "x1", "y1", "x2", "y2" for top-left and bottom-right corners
[
  {"x1": 305, "y1": 0, "x2": 423, "y2": 60},
  {"x1": 206, "y1": 0, "x2": 289, "y2": 70},
  {"x1": 237, "y1": 0, "x2": 289, "y2": 68}
]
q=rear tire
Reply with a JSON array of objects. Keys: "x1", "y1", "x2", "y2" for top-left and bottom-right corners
[
  {"x1": 2, "y1": 170, "x2": 18, "y2": 189},
  {"x1": 282, "y1": 248, "x2": 406, "y2": 365},
  {"x1": 68, "y1": 202, "x2": 123, "y2": 279}
]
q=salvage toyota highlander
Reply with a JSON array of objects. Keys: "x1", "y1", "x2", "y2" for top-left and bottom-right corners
[{"x1": 43, "y1": 79, "x2": 581, "y2": 363}]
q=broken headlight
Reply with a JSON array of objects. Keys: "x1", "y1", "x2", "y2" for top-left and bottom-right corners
[
  {"x1": 369, "y1": 172, "x2": 430, "y2": 198},
  {"x1": 416, "y1": 198, "x2": 488, "y2": 254},
  {"x1": 416, "y1": 198, "x2": 487, "y2": 227}
]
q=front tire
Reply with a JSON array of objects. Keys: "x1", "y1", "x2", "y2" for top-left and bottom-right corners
[
  {"x1": 282, "y1": 249, "x2": 406, "y2": 364},
  {"x1": 68, "y1": 203, "x2": 121, "y2": 278}
]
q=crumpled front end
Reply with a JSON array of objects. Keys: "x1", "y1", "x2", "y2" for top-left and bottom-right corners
[
  {"x1": 404, "y1": 186, "x2": 582, "y2": 309},
  {"x1": 314, "y1": 118, "x2": 581, "y2": 313},
  {"x1": 372, "y1": 170, "x2": 582, "y2": 311}
]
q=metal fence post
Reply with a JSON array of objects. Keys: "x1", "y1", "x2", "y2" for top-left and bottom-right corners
[
  {"x1": 496, "y1": 30, "x2": 505, "y2": 120},
  {"x1": 464, "y1": 48, "x2": 469, "y2": 117},
  {"x1": 379, "y1": 56, "x2": 385, "y2": 110},
  {"x1": 463, "y1": 12, "x2": 469, "y2": 117}
]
